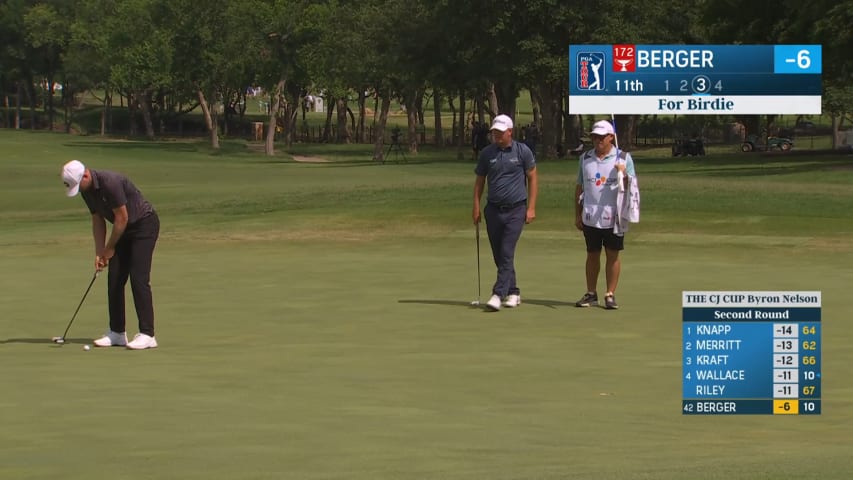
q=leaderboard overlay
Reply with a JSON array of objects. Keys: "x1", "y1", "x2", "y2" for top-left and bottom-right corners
[
  {"x1": 682, "y1": 291, "x2": 821, "y2": 415},
  {"x1": 569, "y1": 44, "x2": 822, "y2": 114}
]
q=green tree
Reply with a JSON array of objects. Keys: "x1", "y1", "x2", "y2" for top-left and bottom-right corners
[
  {"x1": 99, "y1": 0, "x2": 176, "y2": 138},
  {"x1": 810, "y1": 1, "x2": 853, "y2": 144},
  {"x1": 23, "y1": 2, "x2": 66, "y2": 130},
  {"x1": 1, "y1": 0, "x2": 41, "y2": 129},
  {"x1": 701, "y1": 0, "x2": 853, "y2": 141},
  {"x1": 252, "y1": 0, "x2": 319, "y2": 155},
  {"x1": 66, "y1": 0, "x2": 120, "y2": 135}
]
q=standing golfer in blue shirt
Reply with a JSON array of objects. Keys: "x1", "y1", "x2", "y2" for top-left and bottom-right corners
[{"x1": 472, "y1": 114, "x2": 538, "y2": 311}]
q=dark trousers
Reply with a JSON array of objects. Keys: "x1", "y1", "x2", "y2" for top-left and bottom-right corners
[
  {"x1": 108, "y1": 213, "x2": 159, "y2": 336},
  {"x1": 484, "y1": 202, "x2": 526, "y2": 298}
]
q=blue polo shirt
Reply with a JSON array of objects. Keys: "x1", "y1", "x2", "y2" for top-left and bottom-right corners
[{"x1": 474, "y1": 140, "x2": 536, "y2": 205}]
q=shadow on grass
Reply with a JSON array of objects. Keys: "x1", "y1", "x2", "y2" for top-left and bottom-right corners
[
  {"x1": 248, "y1": 158, "x2": 385, "y2": 168},
  {"x1": 524, "y1": 298, "x2": 576, "y2": 308},
  {"x1": 0, "y1": 337, "x2": 90, "y2": 345},
  {"x1": 63, "y1": 140, "x2": 204, "y2": 153},
  {"x1": 274, "y1": 144, "x2": 475, "y2": 166},
  {"x1": 60, "y1": 138, "x2": 262, "y2": 158},
  {"x1": 398, "y1": 298, "x2": 574, "y2": 310},
  {"x1": 398, "y1": 299, "x2": 481, "y2": 308},
  {"x1": 247, "y1": 157, "x2": 458, "y2": 168}
]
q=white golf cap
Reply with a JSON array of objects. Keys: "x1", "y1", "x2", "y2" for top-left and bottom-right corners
[
  {"x1": 61, "y1": 160, "x2": 85, "y2": 197},
  {"x1": 590, "y1": 120, "x2": 615, "y2": 136},
  {"x1": 490, "y1": 114, "x2": 514, "y2": 132}
]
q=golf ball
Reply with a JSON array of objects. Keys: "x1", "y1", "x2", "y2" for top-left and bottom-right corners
[{"x1": 83, "y1": 345, "x2": 91, "y2": 351}]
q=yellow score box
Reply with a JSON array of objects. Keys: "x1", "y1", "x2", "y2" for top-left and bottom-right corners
[{"x1": 773, "y1": 400, "x2": 799, "y2": 415}]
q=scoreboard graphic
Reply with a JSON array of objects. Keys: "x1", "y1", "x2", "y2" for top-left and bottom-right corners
[
  {"x1": 569, "y1": 45, "x2": 822, "y2": 114},
  {"x1": 682, "y1": 291, "x2": 821, "y2": 415}
]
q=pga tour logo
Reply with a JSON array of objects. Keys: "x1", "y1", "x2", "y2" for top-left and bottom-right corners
[{"x1": 577, "y1": 51, "x2": 605, "y2": 91}]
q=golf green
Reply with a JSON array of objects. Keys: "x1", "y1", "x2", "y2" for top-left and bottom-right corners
[{"x1": 1, "y1": 131, "x2": 851, "y2": 479}]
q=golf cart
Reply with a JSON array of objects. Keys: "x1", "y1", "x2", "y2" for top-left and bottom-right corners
[
  {"x1": 741, "y1": 134, "x2": 793, "y2": 152},
  {"x1": 672, "y1": 136, "x2": 706, "y2": 156}
]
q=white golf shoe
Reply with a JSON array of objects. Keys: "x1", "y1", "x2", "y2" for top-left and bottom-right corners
[
  {"x1": 93, "y1": 331, "x2": 127, "y2": 347},
  {"x1": 503, "y1": 294, "x2": 521, "y2": 308},
  {"x1": 486, "y1": 294, "x2": 502, "y2": 311},
  {"x1": 126, "y1": 333, "x2": 158, "y2": 350}
]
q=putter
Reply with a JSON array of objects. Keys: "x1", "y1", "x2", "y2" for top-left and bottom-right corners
[
  {"x1": 470, "y1": 222, "x2": 481, "y2": 306},
  {"x1": 52, "y1": 271, "x2": 99, "y2": 344}
]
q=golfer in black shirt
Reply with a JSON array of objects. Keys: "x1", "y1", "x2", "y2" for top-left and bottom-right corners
[{"x1": 61, "y1": 160, "x2": 160, "y2": 350}]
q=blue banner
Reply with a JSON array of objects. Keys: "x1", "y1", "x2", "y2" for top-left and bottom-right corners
[{"x1": 569, "y1": 44, "x2": 822, "y2": 97}]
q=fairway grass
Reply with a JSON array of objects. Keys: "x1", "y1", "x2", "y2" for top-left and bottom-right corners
[{"x1": 1, "y1": 131, "x2": 852, "y2": 479}]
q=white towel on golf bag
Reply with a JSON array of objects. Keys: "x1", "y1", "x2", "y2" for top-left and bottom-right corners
[{"x1": 613, "y1": 174, "x2": 640, "y2": 235}]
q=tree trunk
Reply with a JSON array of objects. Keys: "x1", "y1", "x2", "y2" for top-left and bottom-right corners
[
  {"x1": 433, "y1": 89, "x2": 443, "y2": 146},
  {"x1": 197, "y1": 88, "x2": 220, "y2": 149},
  {"x1": 23, "y1": 76, "x2": 36, "y2": 130},
  {"x1": 447, "y1": 94, "x2": 456, "y2": 145},
  {"x1": 456, "y1": 91, "x2": 467, "y2": 160},
  {"x1": 372, "y1": 94, "x2": 391, "y2": 162},
  {"x1": 158, "y1": 91, "x2": 167, "y2": 135},
  {"x1": 831, "y1": 115, "x2": 840, "y2": 149},
  {"x1": 403, "y1": 88, "x2": 419, "y2": 154},
  {"x1": 265, "y1": 79, "x2": 285, "y2": 155},
  {"x1": 486, "y1": 82, "x2": 498, "y2": 117},
  {"x1": 530, "y1": 90, "x2": 540, "y2": 126},
  {"x1": 565, "y1": 81, "x2": 581, "y2": 154},
  {"x1": 288, "y1": 107, "x2": 299, "y2": 146},
  {"x1": 373, "y1": 93, "x2": 379, "y2": 127},
  {"x1": 100, "y1": 91, "x2": 108, "y2": 136},
  {"x1": 494, "y1": 81, "x2": 517, "y2": 118},
  {"x1": 47, "y1": 72, "x2": 55, "y2": 131},
  {"x1": 61, "y1": 74, "x2": 71, "y2": 133},
  {"x1": 357, "y1": 89, "x2": 366, "y2": 143},
  {"x1": 139, "y1": 91, "x2": 155, "y2": 139},
  {"x1": 301, "y1": 92, "x2": 308, "y2": 125},
  {"x1": 476, "y1": 94, "x2": 486, "y2": 124},
  {"x1": 106, "y1": 91, "x2": 113, "y2": 134},
  {"x1": 346, "y1": 106, "x2": 356, "y2": 142},
  {"x1": 613, "y1": 115, "x2": 636, "y2": 150},
  {"x1": 415, "y1": 89, "x2": 425, "y2": 145},
  {"x1": 128, "y1": 93, "x2": 138, "y2": 136},
  {"x1": 274, "y1": 83, "x2": 300, "y2": 147},
  {"x1": 336, "y1": 97, "x2": 350, "y2": 143},
  {"x1": 15, "y1": 81, "x2": 22, "y2": 129},
  {"x1": 533, "y1": 82, "x2": 561, "y2": 159},
  {"x1": 322, "y1": 96, "x2": 335, "y2": 142},
  {"x1": 457, "y1": 91, "x2": 466, "y2": 149}
]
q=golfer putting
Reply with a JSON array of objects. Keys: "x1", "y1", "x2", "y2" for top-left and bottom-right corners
[{"x1": 61, "y1": 160, "x2": 161, "y2": 350}]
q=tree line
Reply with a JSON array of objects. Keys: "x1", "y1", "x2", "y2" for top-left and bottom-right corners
[{"x1": 1, "y1": 0, "x2": 851, "y2": 160}]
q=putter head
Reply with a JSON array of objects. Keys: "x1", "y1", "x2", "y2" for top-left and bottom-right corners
[
  {"x1": 51, "y1": 336, "x2": 65, "y2": 344},
  {"x1": 470, "y1": 300, "x2": 480, "y2": 306}
]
